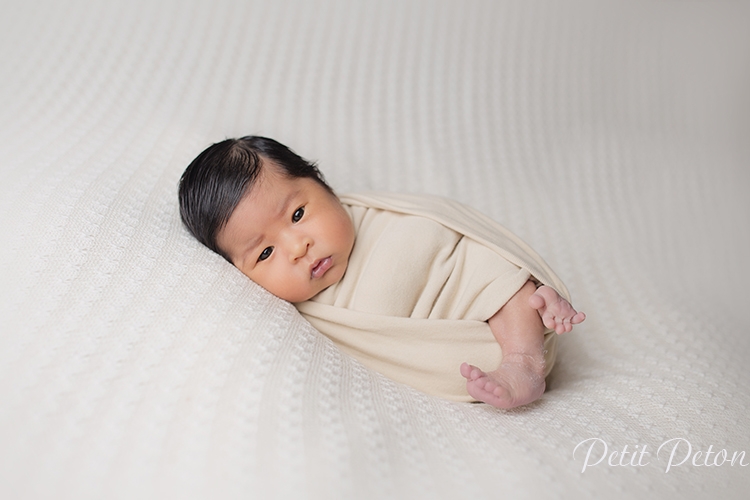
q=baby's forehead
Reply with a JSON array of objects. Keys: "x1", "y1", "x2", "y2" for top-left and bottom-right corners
[
  {"x1": 231, "y1": 162, "x2": 280, "y2": 207},
  {"x1": 243, "y1": 158, "x2": 293, "y2": 194},
  {"x1": 230, "y1": 169, "x2": 300, "y2": 221}
]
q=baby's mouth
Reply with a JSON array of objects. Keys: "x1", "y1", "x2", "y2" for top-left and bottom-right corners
[{"x1": 311, "y1": 256, "x2": 333, "y2": 279}]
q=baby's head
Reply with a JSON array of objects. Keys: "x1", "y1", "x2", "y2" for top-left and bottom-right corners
[{"x1": 179, "y1": 136, "x2": 355, "y2": 302}]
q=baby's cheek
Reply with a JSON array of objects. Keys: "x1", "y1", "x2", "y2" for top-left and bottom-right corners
[{"x1": 237, "y1": 265, "x2": 254, "y2": 281}]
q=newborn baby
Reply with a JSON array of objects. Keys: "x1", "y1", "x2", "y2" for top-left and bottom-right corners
[{"x1": 178, "y1": 136, "x2": 585, "y2": 409}]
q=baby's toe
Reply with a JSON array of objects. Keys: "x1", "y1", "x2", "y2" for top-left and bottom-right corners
[
  {"x1": 542, "y1": 313, "x2": 557, "y2": 331},
  {"x1": 528, "y1": 293, "x2": 545, "y2": 310},
  {"x1": 482, "y1": 378, "x2": 497, "y2": 393},
  {"x1": 563, "y1": 317, "x2": 573, "y2": 332}
]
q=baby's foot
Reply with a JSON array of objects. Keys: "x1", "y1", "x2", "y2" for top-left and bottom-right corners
[
  {"x1": 460, "y1": 355, "x2": 546, "y2": 409},
  {"x1": 528, "y1": 285, "x2": 586, "y2": 334}
]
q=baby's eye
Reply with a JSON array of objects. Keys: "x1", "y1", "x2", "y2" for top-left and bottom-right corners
[
  {"x1": 258, "y1": 246, "x2": 273, "y2": 262},
  {"x1": 292, "y1": 206, "x2": 305, "y2": 223}
]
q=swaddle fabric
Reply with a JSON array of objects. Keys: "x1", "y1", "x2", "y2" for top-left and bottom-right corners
[{"x1": 297, "y1": 192, "x2": 563, "y2": 401}]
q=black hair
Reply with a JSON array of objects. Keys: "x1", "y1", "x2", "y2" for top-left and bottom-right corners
[{"x1": 178, "y1": 135, "x2": 332, "y2": 260}]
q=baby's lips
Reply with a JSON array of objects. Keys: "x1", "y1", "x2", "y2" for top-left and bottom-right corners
[{"x1": 310, "y1": 256, "x2": 333, "y2": 278}]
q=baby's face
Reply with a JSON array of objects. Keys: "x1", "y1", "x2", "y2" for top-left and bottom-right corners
[{"x1": 216, "y1": 165, "x2": 355, "y2": 303}]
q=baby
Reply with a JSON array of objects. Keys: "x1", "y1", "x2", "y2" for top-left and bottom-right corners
[{"x1": 179, "y1": 136, "x2": 585, "y2": 409}]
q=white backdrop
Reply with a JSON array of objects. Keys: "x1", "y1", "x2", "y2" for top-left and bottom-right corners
[{"x1": 1, "y1": 1, "x2": 749, "y2": 498}]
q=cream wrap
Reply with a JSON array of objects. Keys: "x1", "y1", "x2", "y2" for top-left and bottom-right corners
[{"x1": 295, "y1": 192, "x2": 571, "y2": 402}]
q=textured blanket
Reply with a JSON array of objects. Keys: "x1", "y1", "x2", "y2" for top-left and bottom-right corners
[
  {"x1": 298, "y1": 192, "x2": 565, "y2": 401},
  {"x1": 1, "y1": 1, "x2": 748, "y2": 499}
]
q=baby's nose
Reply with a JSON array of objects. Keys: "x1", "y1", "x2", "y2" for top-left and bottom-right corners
[{"x1": 290, "y1": 236, "x2": 312, "y2": 261}]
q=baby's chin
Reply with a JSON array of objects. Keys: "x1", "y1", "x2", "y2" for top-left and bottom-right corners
[
  {"x1": 298, "y1": 274, "x2": 344, "y2": 302},
  {"x1": 285, "y1": 258, "x2": 349, "y2": 303}
]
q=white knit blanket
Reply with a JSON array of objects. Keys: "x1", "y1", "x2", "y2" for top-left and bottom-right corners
[{"x1": 1, "y1": 1, "x2": 749, "y2": 499}]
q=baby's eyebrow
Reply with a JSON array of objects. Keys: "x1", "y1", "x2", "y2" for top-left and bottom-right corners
[
  {"x1": 275, "y1": 189, "x2": 299, "y2": 220},
  {"x1": 244, "y1": 234, "x2": 263, "y2": 254},
  {"x1": 235, "y1": 233, "x2": 263, "y2": 268}
]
